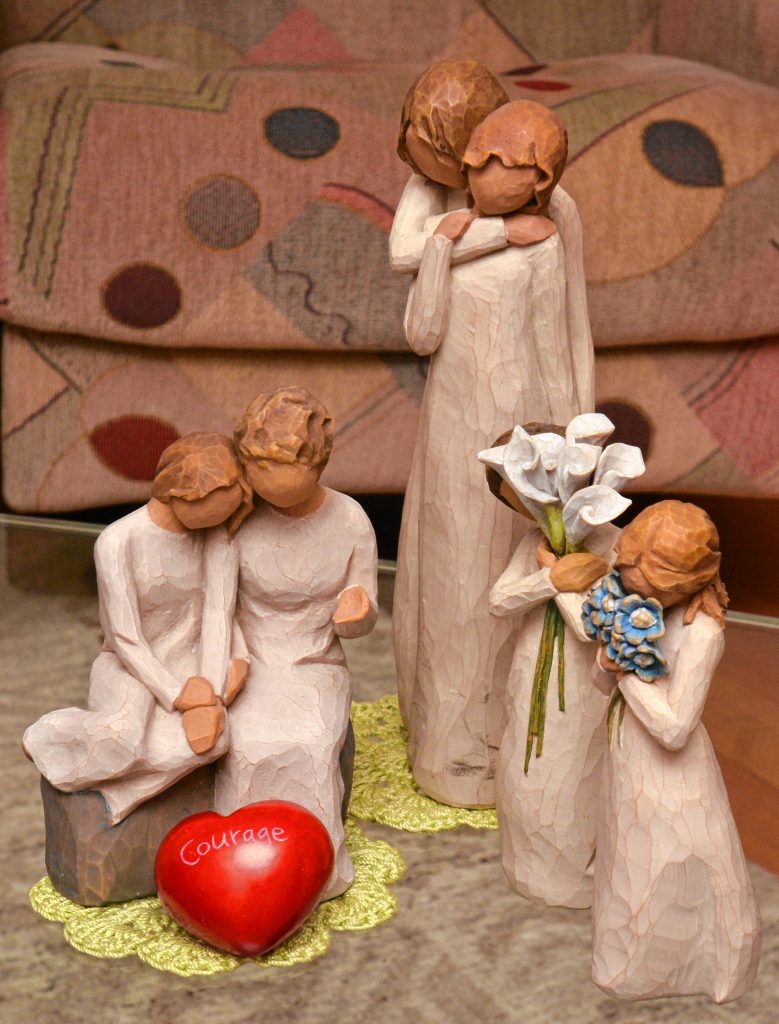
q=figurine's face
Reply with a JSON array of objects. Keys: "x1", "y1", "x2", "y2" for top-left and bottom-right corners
[
  {"x1": 169, "y1": 482, "x2": 244, "y2": 530},
  {"x1": 467, "y1": 159, "x2": 540, "y2": 216},
  {"x1": 404, "y1": 125, "x2": 467, "y2": 190},
  {"x1": 618, "y1": 564, "x2": 683, "y2": 609},
  {"x1": 245, "y1": 460, "x2": 321, "y2": 509}
]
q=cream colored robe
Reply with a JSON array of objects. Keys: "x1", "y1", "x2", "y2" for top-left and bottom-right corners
[
  {"x1": 214, "y1": 489, "x2": 378, "y2": 901},
  {"x1": 390, "y1": 173, "x2": 594, "y2": 807},
  {"x1": 490, "y1": 525, "x2": 617, "y2": 909},
  {"x1": 592, "y1": 608, "x2": 762, "y2": 1003},
  {"x1": 23, "y1": 507, "x2": 238, "y2": 824}
]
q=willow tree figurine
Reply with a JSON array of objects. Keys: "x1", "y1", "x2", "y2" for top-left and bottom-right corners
[
  {"x1": 393, "y1": 89, "x2": 594, "y2": 807},
  {"x1": 584, "y1": 501, "x2": 762, "y2": 1002}
]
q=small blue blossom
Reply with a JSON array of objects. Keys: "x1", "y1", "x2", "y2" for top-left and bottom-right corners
[
  {"x1": 612, "y1": 593, "x2": 665, "y2": 647},
  {"x1": 626, "y1": 643, "x2": 668, "y2": 683},
  {"x1": 582, "y1": 572, "x2": 624, "y2": 643}
]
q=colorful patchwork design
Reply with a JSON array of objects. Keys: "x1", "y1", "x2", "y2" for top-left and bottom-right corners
[
  {"x1": 0, "y1": 3, "x2": 777, "y2": 508},
  {"x1": 4, "y1": 326, "x2": 777, "y2": 510}
]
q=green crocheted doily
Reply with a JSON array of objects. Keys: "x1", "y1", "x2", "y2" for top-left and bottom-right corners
[
  {"x1": 350, "y1": 695, "x2": 498, "y2": 831},
  {"x1": 30, "y1": 819, "x2": 403, "y2": 977}
]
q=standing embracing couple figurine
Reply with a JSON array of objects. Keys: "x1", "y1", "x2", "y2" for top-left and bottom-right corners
[
  {"x1": 390, "y1": 59, "x2": 761, "y2": 1003},
  {"x1": 24, "y1": 386, "x2": 378, "y2": 905}
]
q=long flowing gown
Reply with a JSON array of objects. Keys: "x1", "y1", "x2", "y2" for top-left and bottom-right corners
[
  {"x1": 214, "y1": 489, "x2": 378, "y2": 901},
  {"x1": 390, "y1": 173, "x2": 594, "y2": 807},
  {"x1": 592, "y1": 608, "x2": 762, "y2": 1002},
  {"x1": 23, "y1": 507, "x2": 237, "y2": 824},
  {"x1": 490, "y1": 526, "x2": 616, "y2": 909}
]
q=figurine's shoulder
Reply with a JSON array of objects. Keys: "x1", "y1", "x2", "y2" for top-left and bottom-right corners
[
  {"x1": 323, "y1": 488, "x2": 370, "y2": 525},
  {"x1": 94, "y1": 506, "x2": 151, "y2": 558}
]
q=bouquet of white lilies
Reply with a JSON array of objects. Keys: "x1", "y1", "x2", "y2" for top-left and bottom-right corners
[{"x1": 478, "y1": 414, "x2": 645, "y2": 771}]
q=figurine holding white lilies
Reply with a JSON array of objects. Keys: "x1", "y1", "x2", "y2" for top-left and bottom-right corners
[{"x1": 478, "y1": 412, "x2": 645, "y2": 910}]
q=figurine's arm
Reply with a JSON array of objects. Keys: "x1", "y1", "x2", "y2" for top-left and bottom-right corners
[
  {"x1": 197, "y1": 528, "x2": 240, "y2": 703},
  {"x1": 618, "y1": 614, "x2": 725, "y2": 751},
  {"x1": 548, "y1": 187, "x2": 595, "y2": 413},
  {"x1": 389, "y1": 174, "x2": 507, "y2": 274},
  {"x1": 94, "y1": 530, "x2": 184, "y2": 713},
  {"x1": 403, "y1": 233, "x2": 453, "y2": 355},
  {"x1": 332, "y1": 508, "x2": 379, "y2": 640}
]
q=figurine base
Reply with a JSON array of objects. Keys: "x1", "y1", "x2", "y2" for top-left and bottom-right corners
[{"x1": 41, "y1": 766, "x2": 215, "y2": 906}]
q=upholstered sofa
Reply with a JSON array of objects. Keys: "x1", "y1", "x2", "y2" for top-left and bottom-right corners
[{"x1": 0, "y1": 0, "x2": 777, "y2": 511}]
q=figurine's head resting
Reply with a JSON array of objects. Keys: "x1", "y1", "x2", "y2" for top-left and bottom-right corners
[
  {"x1": 463, "y1": 100, "x2": 567, "y2": 215},
  {"x1": 616, "y1": 499, "x2": 728, "y2": 625},
  {"x1": 397, "y1": 59, "x2": 508, "y2": 189},
  {"x1": 484, "y1": 422, "x2": 565, "y2": 516},
  {"x1": 234, "y1": 386, "x2": 334, "y2": 470},
  {"x1": 151, "y1": 432, "x2": 253, "y2": 535}
]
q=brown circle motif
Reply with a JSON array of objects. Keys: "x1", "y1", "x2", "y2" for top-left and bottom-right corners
[
  {"x1": 102, "y1": 264, "x2": 181, "y2": 329},
  {"x1": 596, "y1": 400, "x2": 653, "y2": 460},
  {"x1": 182, "y1": 175, "x2": 261, "y2": 250}
]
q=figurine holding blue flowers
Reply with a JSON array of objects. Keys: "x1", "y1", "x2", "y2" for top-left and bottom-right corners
[{"x1": 586, "y1": 499, "x2": 761, "y2": 1003}]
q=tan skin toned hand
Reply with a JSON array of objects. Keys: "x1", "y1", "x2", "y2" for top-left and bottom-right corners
[
  {"x1": 181, "y1": 703, "x2": 225, "y2": 755},
  {"x1": 224, "y1": 657, "x2": 249, "y2": 706},
  {"x1": 332, "y1": 586, "x2": 373, "y2": 627}
]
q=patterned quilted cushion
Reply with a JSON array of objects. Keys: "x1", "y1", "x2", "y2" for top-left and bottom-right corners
[
  {"x1": 0, "y1": 1, "x2": 661, "y2": 69},
  {"x1": 3, "y1": 325, "x2": 777, "y2": 510},
  {"x1": 0, "y1": 45, "x2": 777, "y2": 352}
]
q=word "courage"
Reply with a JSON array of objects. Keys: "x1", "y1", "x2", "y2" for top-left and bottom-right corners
[{"x1": 180, "y1": 826, "x2": 288, "y2": 866}]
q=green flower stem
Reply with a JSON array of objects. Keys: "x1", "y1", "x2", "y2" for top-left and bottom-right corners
[
  {"x1": 556, "y1": 610, "x2": 566, "y2": 712},
  {"x1": 524, "y1": 599, "x2": 566, "y2": 774},
  {"x1": 544, "y1": 506, "x2": 567, "y2": 557},
  {"x1": 607, "y1": 688, "x2": 627, "y2": 746}
]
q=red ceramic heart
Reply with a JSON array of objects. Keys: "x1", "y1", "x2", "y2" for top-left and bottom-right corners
[{"x1": 155, "y1": 800, "x2": 334, "y2": 957}]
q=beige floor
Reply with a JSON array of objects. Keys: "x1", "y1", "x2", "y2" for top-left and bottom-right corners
[{"x1": 1, "y1": 530, "x2": 777, "y2": 1024}]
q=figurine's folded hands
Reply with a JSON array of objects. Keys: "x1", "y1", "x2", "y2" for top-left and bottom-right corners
[
  {"x1": 332, "y1": 584, "x2": 377, "y2": 639},
  {"x1": 181, "y1": 703, "x2": 225, "y2": 755},
  {"x1": 223, "y1": 657, "x2": 249, "y2": 706},
  {"x1": 174, "y1": 675, "x2": 218, "y2": 712}
]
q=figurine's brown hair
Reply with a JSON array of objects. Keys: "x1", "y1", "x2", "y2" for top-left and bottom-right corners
[
  {"x1": 616, "y1": 500, "x2": 728, "y2": 626},
  {"x1": 463, "y1": 100, "x2": 568, "y2": 214},
  {"x1": 234, "y1": 386, "x2": 334, "y2": 470},
  {"x1": 397, "y1": 59, "x2": 508, "y2": 174},
  {"x1": 485, "y1": 423, "x2": 565, "y2": 512},
  {"x1": 152, "y1": 432, "x2": 254, "y2": 535}
]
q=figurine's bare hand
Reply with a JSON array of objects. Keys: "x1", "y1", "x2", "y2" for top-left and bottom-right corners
[
  {"x1": 434, "y1": 210, "x2": 475, "y2": 242},
  {"x1": 504, "y1": 213, "x2": 556, "y2": 247},
  {"x1": 550, "y1": 552, "x2": 610, "y2": 593},
  {"x1": 174, "y1": 675, "x2": 217, "y2": 712},
  {"x1": 332, "y1": 585, "x2": 376, "y2": 639},
  {"x1": 333, "y1": 585, "x2": 372, "y2": 625},
  {"x1": 224, "y1": 658, "x2": 249, "y2": 706},
  {"x1": 182, "y1": 703, "x2": 225, "y2": 755},
  {"x1": 536, "y1": 541, "x2": 557, "y2": 571}
]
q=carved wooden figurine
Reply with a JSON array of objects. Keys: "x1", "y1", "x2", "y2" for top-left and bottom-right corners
[
  {"x1": 582, "y1": 501, "x2": 761, "y2": 1002},
  {"x1": 23, "y1": 433, "x2": 253, "y2": 903},
  {"x1": 392, "y1": 71, "x2": 595, "y2": 806},
  {"x1": 213, "y1": 386, "x2": 379, "y2": 900},
  {"x1": 479, "y1": 415, "x2": 644, "y2": 909}
]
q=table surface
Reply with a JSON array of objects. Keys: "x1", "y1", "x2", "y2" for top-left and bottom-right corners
[{"x1": 2, "y1": 513, "x2": 778, "y2": 1024}]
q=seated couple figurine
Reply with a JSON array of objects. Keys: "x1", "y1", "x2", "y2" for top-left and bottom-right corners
[{"x1": 24, "y1": 386, "x2": 378, "y2": 905}]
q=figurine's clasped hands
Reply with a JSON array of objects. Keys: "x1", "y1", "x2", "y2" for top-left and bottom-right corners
[
  {"x1": 175, "y1": 675, "x2": 225, "y2": 755},
  {"x1": 332, "y1": 585, "x2": 375, "y2": 639}
]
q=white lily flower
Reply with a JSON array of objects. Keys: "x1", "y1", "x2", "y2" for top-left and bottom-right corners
[
  {"x1": 555, "y1": 442, "x2": 601, "y2": 505},
  {"x1": 532, "y1": 432, "x2": 566, "y2": 472},
  {"x1": 565, "y1": 412, "x2": 615, "y2": 448},
  {"x1": 562, "y1": 485, "x2": 632, "y2": 545},
  {"x1": 500, "y1": 426, "x2": 558, "y2": 506},
  {"x1": 594, "y1": 443, "x2": 646, "y2": 492}
]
